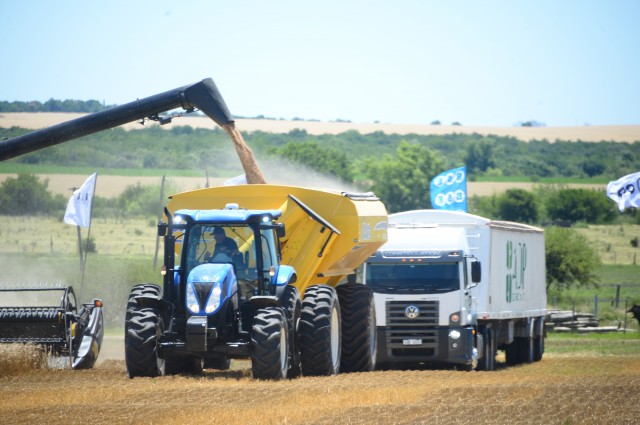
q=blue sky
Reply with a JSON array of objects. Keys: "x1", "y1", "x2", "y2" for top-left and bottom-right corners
[{"x1": 1, "y1": 0, "x2": 638, "y2": 127}]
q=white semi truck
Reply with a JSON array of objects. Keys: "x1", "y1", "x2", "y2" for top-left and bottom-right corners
[{"x1": 362, "y1": 209, "x2": 546, "y2": 371}]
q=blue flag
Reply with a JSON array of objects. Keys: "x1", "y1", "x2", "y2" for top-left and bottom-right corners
[{"x1": 430, "y1": 166, "x2": 467, "y2": 212}]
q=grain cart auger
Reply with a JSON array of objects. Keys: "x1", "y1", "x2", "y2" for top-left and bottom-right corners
[
  {"x1": 0, "y1": 286, "x2": 104, "y2": 369},
  {"x1": 0, "y1": 78, "x2": 234, "y2": 161},
  {"x1": 124, "y1": 185, "x2": 387, "y2": 380}
]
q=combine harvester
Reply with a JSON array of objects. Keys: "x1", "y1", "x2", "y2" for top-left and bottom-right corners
[
  {"x1": 0, "y1": 286, "x2": 104, "y2": 369},
  {"x1": 0, "y1": 77, "x2": 388, "y2": 379}
]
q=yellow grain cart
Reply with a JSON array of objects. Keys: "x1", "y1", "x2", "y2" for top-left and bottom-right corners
[{"x1": 167, "y1": 184, "x2": 388, "y2": 292}]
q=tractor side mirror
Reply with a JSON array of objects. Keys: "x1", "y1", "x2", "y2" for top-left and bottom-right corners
[
  {"x1": 275, "y1": 223, "x2": 286, "y2": 238},
  {"x1": 157, "y1": 222, "x2": 168, "y2": 237}
]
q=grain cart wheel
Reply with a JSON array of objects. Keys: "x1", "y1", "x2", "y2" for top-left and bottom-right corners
[
  {"x1": 299, "y1": 285, "x2": 341, "y2": 376},
  {"x1": 477, "y1": 326, "x2": 495, "y2": 371},
  {"x1": 280, "y1": 285, "x2": 302, "y2": 378},
  {"x1": 251, "y1": 307, "x2": 289, "y2": 380},
  {"x1": 337, "y1": 284, "x2": 376, "y2": 373},
  {"x1": 125, "y1": 306, "x2": 162, "y2": 378}
]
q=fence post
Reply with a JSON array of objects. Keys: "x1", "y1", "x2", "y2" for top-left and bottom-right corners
[
  {"x1": 624, "y1": 298, "x2": 628, "y2": 334},
  {"x1": 594, "y1": 294, "x2": 598, "y2": 320},
  {"x1": 615, "y1": 284, "x2": 621, "y2": 308}
]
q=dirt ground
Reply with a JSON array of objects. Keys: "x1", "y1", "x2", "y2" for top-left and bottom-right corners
[{"x1": 1, "y1": 337, "x2": 639, "y2": 424}]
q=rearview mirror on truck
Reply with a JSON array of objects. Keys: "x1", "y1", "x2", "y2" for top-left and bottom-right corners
[{"x1": 471, "y1": 261, "x2": 481, "y2": 284}]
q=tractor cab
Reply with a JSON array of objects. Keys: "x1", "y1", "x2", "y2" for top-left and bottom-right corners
[{"x1": 160, "y1": 206, "x2": 290, "y2": 315}]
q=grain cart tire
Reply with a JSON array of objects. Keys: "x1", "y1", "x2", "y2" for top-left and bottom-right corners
[
  {"x1": 125, "y1": 307, "x2": 162, "y2": 378},
  {"x1": 251, "y1": 307, "x2": 289, "y2": 380},
  {"x1": 299, "y1": 285, "x2": 341, "y2": 376},
  {"x1": 337, "y1": 284, "x2": 376, "y2": 373},
  {"x1": 280, "y1": 285, "x2": 302, "y2": 378},
  {"x1": 477, "y1": 327, "x2": 495, "y2": 371}
]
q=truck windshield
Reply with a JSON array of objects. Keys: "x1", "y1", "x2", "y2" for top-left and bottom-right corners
[{"x1": 365, "y1": 262, "x2": 461, "y2": 294}]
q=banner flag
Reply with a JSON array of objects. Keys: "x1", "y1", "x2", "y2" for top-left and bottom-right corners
[
  {"x1": 430, "y1": 166, "x2": 467, "y2": 212},
  {"x1": 64, "y1": 172, "x2": 97, "y2": 228},
  {"x1": 607, "y1": 171, "x2": 640, "y2": 212}
]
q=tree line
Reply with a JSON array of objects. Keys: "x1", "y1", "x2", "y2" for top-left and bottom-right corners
[{"x1": 0, "y1": 99, "x2": 116, "y2": 113}]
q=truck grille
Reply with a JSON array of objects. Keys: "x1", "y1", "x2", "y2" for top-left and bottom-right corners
[{"x1": 385, "y1": 300, "x2": 439, "y2": 355}]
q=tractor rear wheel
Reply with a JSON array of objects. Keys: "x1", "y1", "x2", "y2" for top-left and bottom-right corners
[
  {"x1": 124, "y1": 307, "x2": 162, "y2": 378},
  {"x1": 251, "y1": 307, "x2": 288, "y2": 380},
  {"x1": 299, "y1": 285, "x2": 341, "y2": 376},
  {"x1": 337, "y1": 284, "x2": 376, "y2": 373}
]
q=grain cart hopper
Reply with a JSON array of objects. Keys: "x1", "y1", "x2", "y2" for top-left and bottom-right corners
[
  {"x1": 125, "y1": 185, "x2": 387, "y2": 379},
  {"x1": 0, "y1": 286, "x2": 104, "y2": 369}
]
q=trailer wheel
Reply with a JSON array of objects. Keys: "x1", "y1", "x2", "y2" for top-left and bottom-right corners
[
  {"x1": 125, "y1": 307, "x2": 162, "y2": 378},
  {"x1": 280, "y1": 285, "x2": 302, "y2": 378},
  {"x1": 477, "y1": 327, "x2": 495, "y2": 371},
  {"x1": 337, "y1": 284, "x2": 376, "y2": 373},
  {"x1": 251, "y1": 307, "x2": 289, "y2": 380},
  {"x1": 534, "y1": 318, "x2": 545, "y2": 361},
  {"x1": 518, "y1": 336, "x2": 535, "y2": 364},
  {"x1": 299, "y1": 285, "x2": 341, "y2": 376}
]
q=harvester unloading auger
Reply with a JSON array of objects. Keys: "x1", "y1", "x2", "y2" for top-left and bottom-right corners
[{"x1": 1, "y1": 77, "x2": 388, "y2": 378}]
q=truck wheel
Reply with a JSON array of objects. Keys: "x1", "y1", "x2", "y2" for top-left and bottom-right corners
[
  {"x1": 280, "y1": 285, "x2": 302, "y2": 378},
  {"x1": 125, "y1": 307, "x2": 162, "y2": 378},
  {"x1": 299, "y1": 285, "x2": 341, "y2": 376},
  {"x1": 337, "y1": 284, "x2": 376, "y2": 373},
  {"x1": 251, "y1": 307, "x2": 288, "y2": 380},
  {"x1": 477, "y1": 327, "x2": 495, "y2": 371}
]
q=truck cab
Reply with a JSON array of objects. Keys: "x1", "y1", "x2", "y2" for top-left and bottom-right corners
[{"x1": 363, "y1": 224, "x2": 480, "y2": 369}]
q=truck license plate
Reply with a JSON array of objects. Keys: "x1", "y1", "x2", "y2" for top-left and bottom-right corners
[{"x1": 403, "y1": 338, "x2": 422, "y2": 346}]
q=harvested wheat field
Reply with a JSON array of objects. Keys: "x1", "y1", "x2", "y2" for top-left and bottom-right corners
[{"x1": 1, "y1": 339, "x2": 639, "y2": 425}]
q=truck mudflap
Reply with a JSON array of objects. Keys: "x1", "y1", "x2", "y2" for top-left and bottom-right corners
[{"x1": 375, "y1": 326, "x2": 475, "y2": 367}]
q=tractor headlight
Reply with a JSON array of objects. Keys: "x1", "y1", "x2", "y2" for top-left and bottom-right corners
[
  {"x1": 449, "y1": 330, "x2": 461, "y2": 340},
  {"x1": 205, "y1": 286, "x2": 222, "y2": 314},
  {"x1": 186, "y1": 283, "x2": 200, "y2": 314}
]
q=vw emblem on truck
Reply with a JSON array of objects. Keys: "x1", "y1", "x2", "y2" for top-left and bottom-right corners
[{"x1": 405, "y1": 305, "x2": 420, "y2": 319}]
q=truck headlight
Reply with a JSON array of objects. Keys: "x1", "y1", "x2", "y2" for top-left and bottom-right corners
[
  {"x1": 449, "y1": 330, "x2": 461, "y2": 340},
  {"x1": 186, "y1": 283, "x2": 200, "y2": 314}
]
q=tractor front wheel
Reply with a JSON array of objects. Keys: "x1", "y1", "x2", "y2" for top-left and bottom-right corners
[{"x1": 251, "y1": 307, "x2": 289, "y2": 380}]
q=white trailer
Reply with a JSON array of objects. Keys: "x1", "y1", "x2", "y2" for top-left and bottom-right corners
[{"x1": 362, "y1": 209, "x2": 546, "y2": 371}]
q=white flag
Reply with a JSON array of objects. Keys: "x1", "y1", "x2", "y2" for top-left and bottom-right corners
[
  {"x1": 607, "y1": 171, "x2": 640, "y2": 212},
  {"x1": 64, "y1": 173, "x2": 97, "y2": 227}
]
